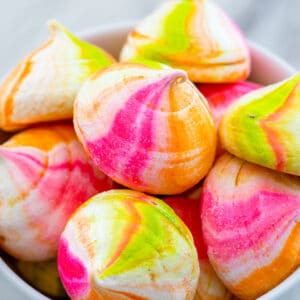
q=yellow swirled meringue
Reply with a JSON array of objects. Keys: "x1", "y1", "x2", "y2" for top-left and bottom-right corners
[
  {"x1": 58, "y1": 189, "x2": 200, "y2": 300},
  {"x1": 0, "y1": 123, "x2": 113, "y2": 261},
  {"x1": 74, "y1": 63, "x2": 217, "y2": 195},
  {"x1": 220, "y1": 73, "x2": 300, "y2": 175},
  {"x1": 120, "y1": 0, "x2": 250, "y2": 83},
  {"x1": 0, "y1": 20, "x2": 115, "y2": 131}
]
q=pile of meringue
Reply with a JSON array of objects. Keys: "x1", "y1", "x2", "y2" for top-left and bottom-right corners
[{"x1": 0, "y1": 1, "x2": 299, "y2": 300}]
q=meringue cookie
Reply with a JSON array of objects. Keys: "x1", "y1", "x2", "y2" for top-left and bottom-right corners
[
  {"x1": 164, "y1": 187, "x2": 233, "y2": 300},
  {"x1": 74, "y1": 63, "x2": 216, "y2": 195},
  {"x1": 0, "y1": 20, "x2": 115, "y2": 131},
  {"x1": 220, "y1": 73, "x2": 300, "y2": 175},
  {"x1": 120, "y1": 0, "x2": 250, "y2": 83},
  {"x1": 58, "y1": 189, "x2": 199, "y2": 300},
  {"x1": 201, "y1": 153, "x2": 300, "y2": 299},
  {"x1": 0, "y1": 123, "x2": 112, "y2": 261}
]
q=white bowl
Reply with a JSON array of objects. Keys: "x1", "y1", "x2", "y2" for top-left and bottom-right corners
[{"x1": 0, "y1": 22, "x2": 298, "y2": 300}]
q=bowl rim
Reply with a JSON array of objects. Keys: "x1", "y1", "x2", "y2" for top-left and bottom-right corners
[
  {"x1": 0, "y1": 20, "x2": 298, "y2": 300},
  {"x1": 0, "y1": 257, "x2": 49, "y2": 300}
]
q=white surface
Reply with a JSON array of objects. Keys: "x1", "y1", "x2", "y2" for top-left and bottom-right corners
[{"x1": 0, "y1": 22, "x2": 298, "y2": 300}]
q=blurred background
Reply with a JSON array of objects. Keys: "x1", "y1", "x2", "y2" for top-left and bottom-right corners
[{"x1": 1, "y1": 0, "x2": 300, "y2": 74}]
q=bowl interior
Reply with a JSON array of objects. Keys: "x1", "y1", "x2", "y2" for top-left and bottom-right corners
[{"x1": 0, "y1": 22, "x2": 298, "y2": 300}]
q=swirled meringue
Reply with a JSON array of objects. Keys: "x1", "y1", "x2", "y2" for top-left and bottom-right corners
[
  {"x1": 220, "y1": 73, "x2": 300, "y2": 175},
  {"x1": 58, "y1": 189, "x2": 199, "y2": 300},
  {"x1": 74, "y1": 63, "x2": 216, "y2": 195},
  {"x1": 201, "y1": 153, "x2": 300, "y2": 299},
  {"x1": 0, "y1": 123, "x2": 112, "y2": 261},
  {"x1": 0, "y1": 20, "x2": 115, "y2": 131},
  {"x1": 120, "y1": 0, "x2": 250, "y2": 83}
]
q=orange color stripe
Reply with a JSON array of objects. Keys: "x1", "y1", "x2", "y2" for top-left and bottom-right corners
[
  {"x1": 260, "y1": 83, "x2": 300, "y2": 171},
  {"x1": 98, "y1": 200, "x2": 141, "y2": 276},
  {"x1": 230, "y1": 224, "x2": 300, "y2": 300}
]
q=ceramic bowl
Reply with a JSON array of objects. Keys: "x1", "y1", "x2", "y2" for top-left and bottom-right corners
[{"x1": 0, "y1": 22, "x2": 298, "y2": 300}]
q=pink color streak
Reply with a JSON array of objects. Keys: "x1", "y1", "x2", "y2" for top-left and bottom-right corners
[
  {"x1": 58, "y1": 238, "x2": 89, "y2": 298},
  {"x1": 201, "y1": 190, "x2": 300, "y2": 262},
  {"x1": 86, "y1": 73, "x2": 180, "y2": 189}
]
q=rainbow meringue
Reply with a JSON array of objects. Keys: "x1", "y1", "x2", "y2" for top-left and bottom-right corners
[
  {"x1": 58, "y1": 189, "x2": 199, "y2": 300},
  {"x1": 201, "y1": 153, "x2": 300, "y2": 299},
  {"x1": 74, "y1": 63, "x2": 216, "y2": 195},
  {"x1": 120, "y1": 0, "x2": 250, "y2": 83},
  {"x1": 0, "y1": 20, "x2": 115, "y2": 131},
  {"x1": 220, "y1": 73, "x2": 300, "y2": 175},
  {"x1": 0, "y1": 123, "x2": 112, "y2": 261},
  {"x1": 164, "y1": 187, "x2": 232, "y2": 300}
]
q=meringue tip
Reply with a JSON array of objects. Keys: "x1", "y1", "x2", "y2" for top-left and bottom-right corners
[
  {"x1": 47, "y1": 19, "x2": 69, "y2": 36},
  {"x1": 170, "y1": 69, "x2": 188, "y2": 84},
  {"x1": 291, "y1": 71, "x2": 300, "y2": 81}
]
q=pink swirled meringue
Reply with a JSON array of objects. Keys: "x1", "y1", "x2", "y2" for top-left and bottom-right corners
[
  {"x1": 0, "y1": 123, "x2": 112, "y2": 261},
  {"x1": 164, "y1": 187, "x2": 233, "y2": 300},
  {"x1": 201, "y1": 153, "x2": 300, "y2": 299},
  {"x1": 74, "y1": 63, "x2": 216, "y2": 195}
]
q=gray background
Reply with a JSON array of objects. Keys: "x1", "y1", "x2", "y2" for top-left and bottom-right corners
[{"x1": 1, "y1": 0, "x2": 300, "y2": 75}]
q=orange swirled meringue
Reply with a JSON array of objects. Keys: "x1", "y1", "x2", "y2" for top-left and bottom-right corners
[
  {"x1": 120, "y1": 0, "x2": 250, "y2": 83},
  {"x1": 74, "y1": 63, "x2": 217, "y2": 195},
  {"x1": 0, "y1": 123, "x2": 113, "y2": 261},
  {"x1": 0, "y1": 20, "x2": 115, "y2": 131},
  {"x1": 164, "y1": 187, "x2": 233, "y2": 300},
  {"x1": 58, "y1": 189, "x2": 200, "y2": 300},
  {"x1": 201, "y1": 153, "x2": 300, "y2": 299}
]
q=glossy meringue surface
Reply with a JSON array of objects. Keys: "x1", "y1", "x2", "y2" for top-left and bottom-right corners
[
  {"x1": 58, "y1": 189, "x2": 199, "y2": 300},
  {"x1": 164, "y1": 187, "x2": 233, "y2": 300},
  {"x1": 0, "y1": 21, "x2": 115, "y2": 131},
  {"x1": 220, "y1": 73, "x2": 300, "y2": 175},
  {"x1": 120, "y1": 0, "x2": 250, "y2": 83},
  {"x1": 201, "y1": 153, "x2": 300, "y2": 299},
  {"x1": 74, "y1": 63, "x2": 216, "y2": 195},
  {"x1": 0, "y1": 123, "x2": 112, "y2": 261}
]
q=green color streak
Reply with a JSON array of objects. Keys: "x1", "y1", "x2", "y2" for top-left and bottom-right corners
[
  {"x1": 137, "y1": 1, "x2": 192, "y2": 63},
  {"x1": 98, "y1": 196, "x2": 194, "y2": 279},
  {"x1": 226, "y1": 74, "x2": 300, "y2": 168},
  {"x1": 53, "y1": 21, "x2": 113, "y2": 74},
  {"x1": 129, "y1": 57, "x2": 171, "y2": 70}
]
